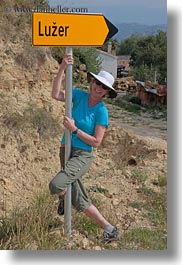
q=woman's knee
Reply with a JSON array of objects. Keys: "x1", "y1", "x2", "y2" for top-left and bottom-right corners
[
  {"x1": 49, "y1": 171, "x2": 67, "y2": 195},
  {"x1": 49, "y1": 178, "x2": 58, "y2": 194}
]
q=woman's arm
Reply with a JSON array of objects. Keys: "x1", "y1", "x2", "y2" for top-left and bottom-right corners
[
  {"x1": 76, "y1": 125, "x2": 106, "y2": 148},
  {"x1": 51, "y1": 54, "x2": 74, "y2": 101},
  {"x1": 63, "y1": 116, "x2": 106, "y2": 148}
]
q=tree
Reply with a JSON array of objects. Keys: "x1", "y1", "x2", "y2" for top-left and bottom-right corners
[
  {"x1": 118, "y1": 31, "x2": 167, "y2": 83},
  {"x1": 73, "y1": 48, "x2": 100, "y2": 74},
  {"x1": 101, "y1": 38, "x2": 120, "y2": 54},
  {"x1": 117, "y1": 34, "x2": 140, "y2": 55},
  {"x1": 51, "y1": 47, "x2": 101, "y2": 83}
]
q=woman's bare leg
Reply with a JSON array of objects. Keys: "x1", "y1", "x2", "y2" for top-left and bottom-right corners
[{"x1": 83, "y1": 204, "x2": 113, "y2": 230}]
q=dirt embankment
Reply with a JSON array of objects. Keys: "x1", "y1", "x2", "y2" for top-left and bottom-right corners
[{"x1": 0, "y1": 34, "x2": 167, "y2": 236}]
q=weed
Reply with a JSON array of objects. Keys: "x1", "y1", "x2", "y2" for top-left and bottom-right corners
[
  {"x1": 151, "y1": 176, "x2": 167, "y2": 187},
  {"x1": 72, "y1": 212, "x2": 100, "y2": 237},
  {"x1": 126, "y1": 169, "x2": 167, "y2": 250},
  {"x1": 138, "y1": 184, "x2": 156, "y2": 196},
  {"x1": 2, "y1": 104, "x2": 62, "y2": 139},
  {"x1": 131, "y1": 169, "x2": 148, "y2": 184},
  {"x1": 128, "y1": 201, "x2": 144, "y2": 210},
  {"x1": 26, "y1": 104, "x2": 61, "y2": 139},
  {"x1": 90, "y1": 184, "x2": 108, "y2": 195},
  {"x1": 119, "y1": 227, "x2": 167, "y2": 250},
  {"x1": 143, "y1": 189, "x2": 167, "y2": 229},
  {"x1": 0, "y1": 191, "x2": 64, "y2": 250},
  {"x1": 15, "y1": 46, "x2": 46, "y2": 70},
  {"x1": 0, "y1": 183, "x2": 167, "y2": 250},
  {"x1": 123, "y1": 178, "x2": 166, "y2": 250},
  {"x1": 104, "y1": 94, "x2": 167, "y2": 119},
  {"x1": 115, "y1": 161, "x2": 124, "y2": 170}
]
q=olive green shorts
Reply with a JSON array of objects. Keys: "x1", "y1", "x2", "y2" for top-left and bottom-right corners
[{"x1": 49, "y1": 146, "x2": 93, "y2": 212}]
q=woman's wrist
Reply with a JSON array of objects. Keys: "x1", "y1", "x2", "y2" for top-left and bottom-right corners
[
  {"x1": 58, "y1": 65, "x2": 66, "y2": 74},
  {"x1": 72, "y1": 127, "x2": 78, "y2": 134}
]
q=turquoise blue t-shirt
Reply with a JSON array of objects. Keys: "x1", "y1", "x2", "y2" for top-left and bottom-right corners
[{"x1": 61, "y1": 88, "x2": 108, "y2": 151}]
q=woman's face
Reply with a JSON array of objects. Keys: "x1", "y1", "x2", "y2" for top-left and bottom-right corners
[{"x1": 90, "y1": 79, "x2": 110, "y2": 99}]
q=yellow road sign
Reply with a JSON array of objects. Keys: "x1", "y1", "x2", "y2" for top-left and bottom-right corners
[{"x1": 32, "y1": 12, "x2": 118, "y2": 46}]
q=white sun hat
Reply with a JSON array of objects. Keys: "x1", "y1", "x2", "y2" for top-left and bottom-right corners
[{"x1": 87, "y1": 70, "x2": 117, "y2": 98}]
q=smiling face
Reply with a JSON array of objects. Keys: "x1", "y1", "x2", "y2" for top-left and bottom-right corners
[{"x1": 90, "y1": 79, "x2": 110, "y2": 99}]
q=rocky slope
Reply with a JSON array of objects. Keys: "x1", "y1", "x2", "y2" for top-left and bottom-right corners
[
  {"x1": 0, "y1": 27, "x2": 64, "y2": 215},
  {"x1": 0, "y1": 7, "x2": 167, "y2": 249}
]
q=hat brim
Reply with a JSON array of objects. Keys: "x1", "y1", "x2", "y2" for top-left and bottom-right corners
[{"x1": 87, "y1": 72, "x2": 117, "y2": 99}]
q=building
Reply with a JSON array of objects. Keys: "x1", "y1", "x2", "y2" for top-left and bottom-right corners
[
  {"x1": 136, "y1": 80, "x2": 167, "y2": 106},
  {"x1": 97, "y1": 49, "x2": 117, "y2": 78},
  {"x1": 117, "y1": 55, "x2": 131, "y2": 77}
]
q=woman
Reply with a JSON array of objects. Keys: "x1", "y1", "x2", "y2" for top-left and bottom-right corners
[{"x1": 49, "y1": 53, "x2": 119, "y2": 243}]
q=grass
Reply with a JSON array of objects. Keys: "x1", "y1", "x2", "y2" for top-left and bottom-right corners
[
  {"x1": 104, "y1": 94, "x2": 167, "y2": 119},
  {"x1": 90, "y1": 184, "x2": 109, "y2": 195},
  {"x1": 130, "y1": 170, "x2": 167, "y2": 228},
  {"x1": 125, "y1": 169, "x2": 167, "y2": 250},
  {"x1": 2, "y1": 104, "x2": 62, "y2": 139},
  {"x1": 131, "y1": 169, "x2": 148, "y2": 183},
  {"x1": 128, "y1": 201, "x2": 145, "y2": 210},
  {"x1": 0, "y1": 192, "x2": 66, "y2": 250},
  {"x1": 143, "y1": 190, "x2": 167, "y2": 228},
  {"x1": 72, "y1": 213, "x2": 100, "y2": 237},
  {"x1": 118, "y1": 227, "x2": 167, "y2": 250},
  {"x1": 0, "y1": 192, "x2": 103, "y2": 250},
  {"x1": 104, "y1": 97, "x2": 141, "y2": 114},
  {"x1": 15, "y1": 46, "x2": 46, "y2": 70},
  {"x1": 129, "y1": 186, "x2": 167, "y2": 232},
  {"x1": 0, "y1": 167, "x2": 167, "y2": 250},
  {"x1": 0, "y1": 184, "x2": 167, "y2": 250},
  {"x1": 151, "y1": 176, "x2": 167, "y2": 187}
]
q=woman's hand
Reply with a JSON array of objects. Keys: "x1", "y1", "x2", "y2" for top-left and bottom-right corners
[
  {"x1": 52, "y1": 53, "x2": 74, "y2": 101},
  {"x1": 60, "y1": 53, "x2": 74, "y2": 70},
  {"x1": 63, "y1": 116, "x2": 77, "y2": 132}
]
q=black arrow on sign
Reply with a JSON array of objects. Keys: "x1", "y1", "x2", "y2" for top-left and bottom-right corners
[{"x1": 104, "y1": 17, "x2": 118, "y2": 43}]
